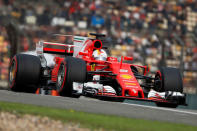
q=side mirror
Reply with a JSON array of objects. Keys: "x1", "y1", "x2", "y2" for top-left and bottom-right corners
[
  {"x1": 124, "y1": 56, "x2": 133, "y2": 61},
  {"x1": 79, "y1": 52, "x2": 89, "y2": 56}
]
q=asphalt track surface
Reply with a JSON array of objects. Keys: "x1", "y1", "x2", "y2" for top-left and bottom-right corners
[{"x1": 0, "y1": 90, "x2": 197, "y2": 126}]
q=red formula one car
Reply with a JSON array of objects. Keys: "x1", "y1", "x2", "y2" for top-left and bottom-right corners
[{"x1": 9, "y1": 33, "x2": 186, "y2": 108}]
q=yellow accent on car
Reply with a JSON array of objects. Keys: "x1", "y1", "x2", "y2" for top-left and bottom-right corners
[
  {"x1": 97, "y1": 49, "x2": 101, "y2": 55},
  {"x1": 120, "y1": 74, "x2": 133, "y2": 79},
  {"x1": 125, "y1": 83, "x2": 136, "y2": 86},
  {"x1": 91, "y1": 64, "x2": 96, "y2": 71}
]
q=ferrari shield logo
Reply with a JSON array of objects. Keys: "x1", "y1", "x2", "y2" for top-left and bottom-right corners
[{"x1": 91, "y1": 64, "x2": 96, "y2": 71}]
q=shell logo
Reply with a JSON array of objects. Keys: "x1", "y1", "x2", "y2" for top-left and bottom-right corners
[{"x1": 120, "y1": 74, "x2": 133, "y2": 79}]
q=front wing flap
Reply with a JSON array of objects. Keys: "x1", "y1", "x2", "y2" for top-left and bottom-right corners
[{"x1": 95, "y1": 94, "x2": 187, "y2": 105}]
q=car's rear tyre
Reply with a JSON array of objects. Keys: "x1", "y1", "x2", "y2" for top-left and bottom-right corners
[
  {"x1": 56, "y1": 56, "x2": 86, "y2": 97},
  {"x1": 9, "y1": 54, "x2": 41, "y2": 93},
  {"x1": 154, "y1": 67, "x2": 183, "y2": 108}
]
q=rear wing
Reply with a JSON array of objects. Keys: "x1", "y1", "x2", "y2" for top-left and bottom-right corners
[
  {"x1": 36, "y1": 41, "x2": 74, "y2": 56},
  {"x1": 36, "y1": 36, "x2": 88, "y2": 56}
]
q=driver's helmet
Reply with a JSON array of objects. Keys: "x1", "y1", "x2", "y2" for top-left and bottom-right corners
[{"x1": 92, "y1": 49, "x2": 107, "y2": 61}]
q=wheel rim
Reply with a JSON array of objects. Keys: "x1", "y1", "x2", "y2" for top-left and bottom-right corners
[
  {"x1": 57, "y1": 64, "x2": 65, "y2": 91},
  {"x1": 9, "y1": 60, "x2": 16, "y2": 86}
]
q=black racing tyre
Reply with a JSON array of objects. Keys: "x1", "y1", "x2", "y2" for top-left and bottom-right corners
[
  {"x1": 9, "y1": 54, "x2": 41, "y2": 93},
  {"x1": 154, "y1": 67, "x2": 183, "y2": 92},
  {"x1": 56, "y1": 56, "x2": 86, "y2": 97},
  {"x1": 154, "y1": 67, "x2": 183, "y2": 108}
]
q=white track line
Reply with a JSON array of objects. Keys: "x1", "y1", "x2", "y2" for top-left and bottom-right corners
[{"x1": 122, "y1": 103, "x2": 197, "y2": 115}]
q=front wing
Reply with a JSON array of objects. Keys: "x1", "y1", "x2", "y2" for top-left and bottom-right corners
[{"x1": 94, "y1": 94, "x2": 187, "y2": 105}]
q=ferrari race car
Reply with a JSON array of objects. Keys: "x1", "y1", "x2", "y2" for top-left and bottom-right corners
[{"x1": 9, "y1": 33, "x2": 186, "y2": 108}]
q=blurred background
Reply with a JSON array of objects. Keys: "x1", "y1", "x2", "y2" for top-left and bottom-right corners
[{"x1": 0, "y1": 0, "x2": 197, "y2": 95}]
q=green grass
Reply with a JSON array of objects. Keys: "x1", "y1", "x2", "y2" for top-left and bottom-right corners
[{"x1": 0, "y1": 101, "x2": 196, "y2": 131}]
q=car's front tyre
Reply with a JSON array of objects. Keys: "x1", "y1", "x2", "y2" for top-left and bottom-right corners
[
  {"x1": 154, "y1": 67, "x2": 183, "y2": 108},
  {"x1": 56, "y1": 56, "x2": 86, "y2": 98}
]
